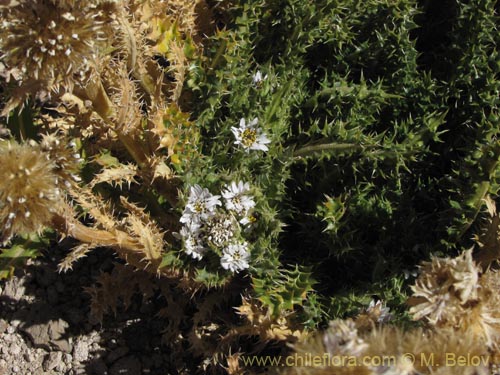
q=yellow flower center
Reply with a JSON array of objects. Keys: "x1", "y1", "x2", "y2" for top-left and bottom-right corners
[
  {"x1": 193, "y1": 201, "x2": 204, "y2": 213},
  {"x1": 241, "y1": 129, "x2": 257, "y2": 147}
]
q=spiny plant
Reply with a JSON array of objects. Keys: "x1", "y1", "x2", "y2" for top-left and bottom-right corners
[{"x1": 2, "y1": 0, "x2": 500, "y2": 373}]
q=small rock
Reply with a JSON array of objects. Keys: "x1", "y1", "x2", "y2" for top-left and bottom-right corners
[
  {"x1": 12, "y1": 365, "x2": 20, "y2": 373},
  {"x1": 47, "y1": 318, "x2": 69, "y2": 341},
  {"x1": 73, "y1": 340, "x2": 90, "y2": 362},
  {"x1": 0, "y1": 319, "x2": 8, "y2": 334},
  {"x1": 55, "y1": 362, "x2": 67, "y2": 373},
  {"x1": 21, "y1": 325, "x2": 47, "y2": 348},
  {"x1": 53, "y1": 338, "x2": 73, "y2": 353},
  {"x1": 22, "y1": 317, "x2": 72, "y2": 353},
  {"x1": 109, "y1": 356, "x2": 141, "y2": 375},
  {"x1": 6, "y1": 325, "x2": 16, "y2": 334},
  {"x1": 2, "y1": 277, "x2": 25, "y2": 300},
  {"x1": 64, "y1": 353, "x2": 73, "y2": 364},
  {"x1": 48, "y1": 319, "x2": 72, "y2": 353},
  {"x1": 3, "y1": 333, "x2": 15, "y2": 343},
  {"x1": 24, "y1": 352, "x2": 36, "y2": 363},
  {"x1": 105, "y1": 347, "x2": 129, "y2": 364},
  {"x1": 9, "y1": 343, "x2": 21, "y2": 355},
  {"x1": 44, "y1": 352, "x2": 63, "y2": 371}
]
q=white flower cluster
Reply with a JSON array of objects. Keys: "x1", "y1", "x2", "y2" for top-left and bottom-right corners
[{"x1": 179, "y1": 182, "x2": 256, "y2": 272}]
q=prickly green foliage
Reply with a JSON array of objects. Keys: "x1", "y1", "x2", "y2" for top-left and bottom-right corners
[
  {"x1": 252, "y1": 265, "x2": 315, "y2": 317},
  {"x1": 183, "y1": 0, "x2": 500, "y2": 325}
]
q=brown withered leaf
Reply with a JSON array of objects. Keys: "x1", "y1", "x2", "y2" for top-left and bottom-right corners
[
  {"x1": 58, "y1": 243, "x2": 97, "y2": 273},
  {"x1": 120, "y1": 197, "x2": 165, "y2": 263},
  {"x1": 69, "y1": 185, "x2": 118, "y2": 232},
  {"x1": 89, "y1": 163, "x2": 138, "y2": 189}
]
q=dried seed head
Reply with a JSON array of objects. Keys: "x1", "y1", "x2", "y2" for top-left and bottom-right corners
[
  {"x1": 0, "y1": 0, "x2": 116, "y2": 94},
  {"x1": 0, "y1": 140, "x2": 62, "y2": 244},
  {"x1": 409, "y1": 249, "x2": 480, "y2": 327}
]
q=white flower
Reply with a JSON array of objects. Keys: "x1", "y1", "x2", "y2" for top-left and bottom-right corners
[
  {"x1": 221, "y1": 242, "x2": 250, "y2": 272},
  {"x1": 231, "y1": 118, "x2": 270, "y2": 152},
  {"x1": 239, "y1": 212, "x2": 257, "y2": 229},
  {"x1": 221, "y1": 181, "x2": 255, "y2": 215},
  {"x1": 180, "y1": 220, "x2": 202, "y2": 236},
  {"x1": 184, "y1": 236, "x2": 206, "y2": 260},
  {"x1": 181, "y1": 184, "x2": 221, "y2": 223},
  {"x1": 252, "y1": 70, "x2": 267, "y2": 86},
  {"x1": 180, "y1": 222, "x2": 206, "y2": 260}
]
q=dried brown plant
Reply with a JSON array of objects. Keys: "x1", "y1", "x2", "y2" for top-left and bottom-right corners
[
  {"x1": 0, "y1": 140, "x2": 63, "y2": 243},
  {"x1": 408, "y1": 249, "x2": 480, "y2": 326},
  {"x1": 0, "y1": 0, "x2": 118, "y2": 113}
]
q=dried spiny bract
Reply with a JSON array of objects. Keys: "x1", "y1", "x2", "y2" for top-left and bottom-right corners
[
  {"x1": 0, "y1": 0, "x2": 115, "y2": 94},
  {"x1": 0, "y1": 141, "x2": 62, "y2": 244},
  {"x1": 410, "y1": 251, "x2": 500, "y2": 346},
  {"x1": 322, "y1": 319, "x2": 368, "y2": 357},
  {"x1": 409, "y1": 249, "x2": 480, "y2": 327},
  {"x1": 462, "y1": 270, "x2": 500, "y2": 346}
]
